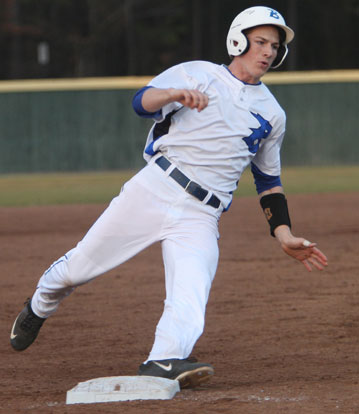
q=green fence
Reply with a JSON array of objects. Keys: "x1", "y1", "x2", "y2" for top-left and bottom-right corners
[
  {"x1": 270, "y1": 82, "x2": 358, "y2": 166},
  {"x1": 0, "y1": 89, "x2": 151, "y2": 173},
  {"x1": 0, "y1": 74, "x2": 357, "y2": 173}
]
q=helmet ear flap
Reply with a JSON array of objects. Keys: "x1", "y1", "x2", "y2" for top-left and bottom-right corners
[
  {"x1": 227, "y1": 31, "x2": 249, "y2": 57},
  {"x1": 240, "y1": 34, "x2": 250, "y2": 56}
]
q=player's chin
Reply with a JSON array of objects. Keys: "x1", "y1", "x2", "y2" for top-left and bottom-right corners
[
  {"x1": 257, "y1": 61, "x2": 270, "y2": 73},
  {"x1": 252, "y1": 63, "x2": 270, "y2": 80}
]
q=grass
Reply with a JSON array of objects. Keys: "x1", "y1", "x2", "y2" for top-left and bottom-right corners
[
  {"x1": 0, "y1": 170, "x2": 135, "y2": 207},
  {"x1": 0, "y1": 165, "x2": 357, "y2": 207}
]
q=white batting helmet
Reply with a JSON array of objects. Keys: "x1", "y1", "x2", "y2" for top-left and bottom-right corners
[{"x1": 226, "y1": 6, "x2": 295, "y2": 68}]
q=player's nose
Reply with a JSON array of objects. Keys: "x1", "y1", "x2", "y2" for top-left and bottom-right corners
[{"x1": 263, "y1": 44, "x2": 274, "y2": 57}]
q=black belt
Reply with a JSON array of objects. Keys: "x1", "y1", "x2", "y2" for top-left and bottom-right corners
[{"x1": 155, "y1": 156, "x2": 221, "y2": 209}]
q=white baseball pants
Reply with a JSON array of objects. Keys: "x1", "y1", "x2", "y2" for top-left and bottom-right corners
[{"x1": 31, "y1": 157, "x2": 222, "y2": 361}]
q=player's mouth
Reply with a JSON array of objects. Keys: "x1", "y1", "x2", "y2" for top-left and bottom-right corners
[{"x1": 258, "y1": 60, "x2": 270, "y2": 69}]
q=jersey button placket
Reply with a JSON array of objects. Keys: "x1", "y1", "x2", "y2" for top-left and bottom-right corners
[{"x1": 240, "y1": 87, "x2": 246, "y2": 102}]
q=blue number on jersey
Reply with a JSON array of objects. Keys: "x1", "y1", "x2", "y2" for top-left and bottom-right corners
[{"x1": 243, "y1": 112, "x2": 272, "y2": 154}]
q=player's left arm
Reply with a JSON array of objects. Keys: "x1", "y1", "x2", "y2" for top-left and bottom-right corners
[
  {"x1": 252, "y1": 115, "x2": 327, "y2": 272},
  {"x1": 258, "y1": 185, "x2": 328, "y2": 272}
]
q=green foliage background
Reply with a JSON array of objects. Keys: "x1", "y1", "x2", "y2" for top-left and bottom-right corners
[{"x1": 1, "y1": 0, "x2": 358, "y2": 80}]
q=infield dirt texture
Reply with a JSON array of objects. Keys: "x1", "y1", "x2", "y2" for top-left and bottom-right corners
[{"x1": 1, "y1": 192, "x2": 359, "y2": 413}]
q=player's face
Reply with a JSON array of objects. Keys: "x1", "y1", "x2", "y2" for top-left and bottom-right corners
[{"x1": 234, "y1": 25, "x2": 280, "y2": 84}]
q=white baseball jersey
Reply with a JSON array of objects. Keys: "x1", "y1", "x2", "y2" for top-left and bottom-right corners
[{"x1": 138, "y1": 60, "x2": 286, "y2": 208}]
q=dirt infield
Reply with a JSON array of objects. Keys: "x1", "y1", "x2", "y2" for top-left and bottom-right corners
[{"x1": 1, "y1": 192, "x2": 359, "y2": 413}]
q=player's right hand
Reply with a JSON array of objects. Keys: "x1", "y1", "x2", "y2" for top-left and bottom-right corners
[{"x1": 169, "y1": 88, "x2": 209, "y2": 112}]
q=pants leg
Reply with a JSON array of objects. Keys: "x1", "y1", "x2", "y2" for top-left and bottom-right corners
[
  {"x1": 147, "y1": 201, "x2": 220, "y2": 361},
  {"x1": 32, "y1": 166, "x2": 170, "y2": 317}
]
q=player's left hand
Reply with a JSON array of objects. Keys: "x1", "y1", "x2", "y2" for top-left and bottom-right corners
[
  {"x1": 280, "y1": 237, "x2": 328, "y2": 272},
  {"x1": 273, "y1": 225, "x2": 328, "y2": 271}
]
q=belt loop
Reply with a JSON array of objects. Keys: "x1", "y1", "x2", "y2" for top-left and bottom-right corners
[
  {"x1": 202, "y1": 191, "x2": 213, "y2": 205},
  {"x1": 184, "y1": 180, "x2": 192, "y2": 191},
  {"x1": 166, "y1": 163, "x2": 177, "y2": 177}
]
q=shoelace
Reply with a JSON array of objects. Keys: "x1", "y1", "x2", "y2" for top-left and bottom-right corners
[
  {"x1": 20, "y1": 312, "x2": 43, "y2": 332},
  {"x1": 20, "y1": 300, "x2": 44, "y2": 332}
]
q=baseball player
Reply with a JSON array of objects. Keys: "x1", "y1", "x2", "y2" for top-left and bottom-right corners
[{"x1": 10, "y1": 6, "x2": 327, "y2": 389}]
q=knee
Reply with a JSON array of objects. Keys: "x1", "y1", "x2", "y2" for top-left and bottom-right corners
[
  {"x1": 44, "y1": 250, "x2": 94, "y2": 288},
  {"x1": 65, "y1": 248, "x2": 104, "y2": 286}
]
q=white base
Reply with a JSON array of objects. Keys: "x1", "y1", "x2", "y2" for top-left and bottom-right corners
[{"x1": 66, "y1": 376, "x2": 180, "y2": 404}]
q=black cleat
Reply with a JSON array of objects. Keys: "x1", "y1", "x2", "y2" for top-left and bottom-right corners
[
  {"x1": 138, "y1": 357, "x2": 214, "y2": 389},
  {"x1": 10, "y1": 299, "x2": 46, "y2": 351}
]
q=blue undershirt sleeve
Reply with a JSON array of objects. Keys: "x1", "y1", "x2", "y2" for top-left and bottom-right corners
[
  {"x1": 251, "y1": 162, "x2": 282, "y2": 194},
  {"x1": 132, "y1": 86, "x2": 162, "y2": 118}
]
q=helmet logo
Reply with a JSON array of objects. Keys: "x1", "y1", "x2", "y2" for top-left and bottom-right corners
[{"x1": 269, "y1": 9, "x2": 280, "y2": 19}]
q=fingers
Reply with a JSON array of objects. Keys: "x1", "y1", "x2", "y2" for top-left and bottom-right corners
[
  {"x1": 178, "y1": 89, "x2": 209, "y2": 112},
  {"x1": 283, "y1": 238, "x2": 328, "y2": 272},
  {"x1": 312, "y1": 247, "x2": 328, "y2": 264},
  {"x1": 305, "y1": 256, "x2": 325, "y2": 271},
  {"x1": 302, "y1": 259, "x2": 313, "y2": 272},
  {"x1": 301, "y1": 247, "x2": 328, "y2": 272}
]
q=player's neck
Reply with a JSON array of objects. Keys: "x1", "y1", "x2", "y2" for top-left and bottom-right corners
[{"x1": 227, "y1": 59, "x2": 262, "y2": 85}]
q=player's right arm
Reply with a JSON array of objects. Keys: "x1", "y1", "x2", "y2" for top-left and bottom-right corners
[
  {"x1": 133, "y1": 86, "x2": 208, "y2": 118},
  {"x1": 142, "y1": 87, "x2": 208, "y2": 113}
]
